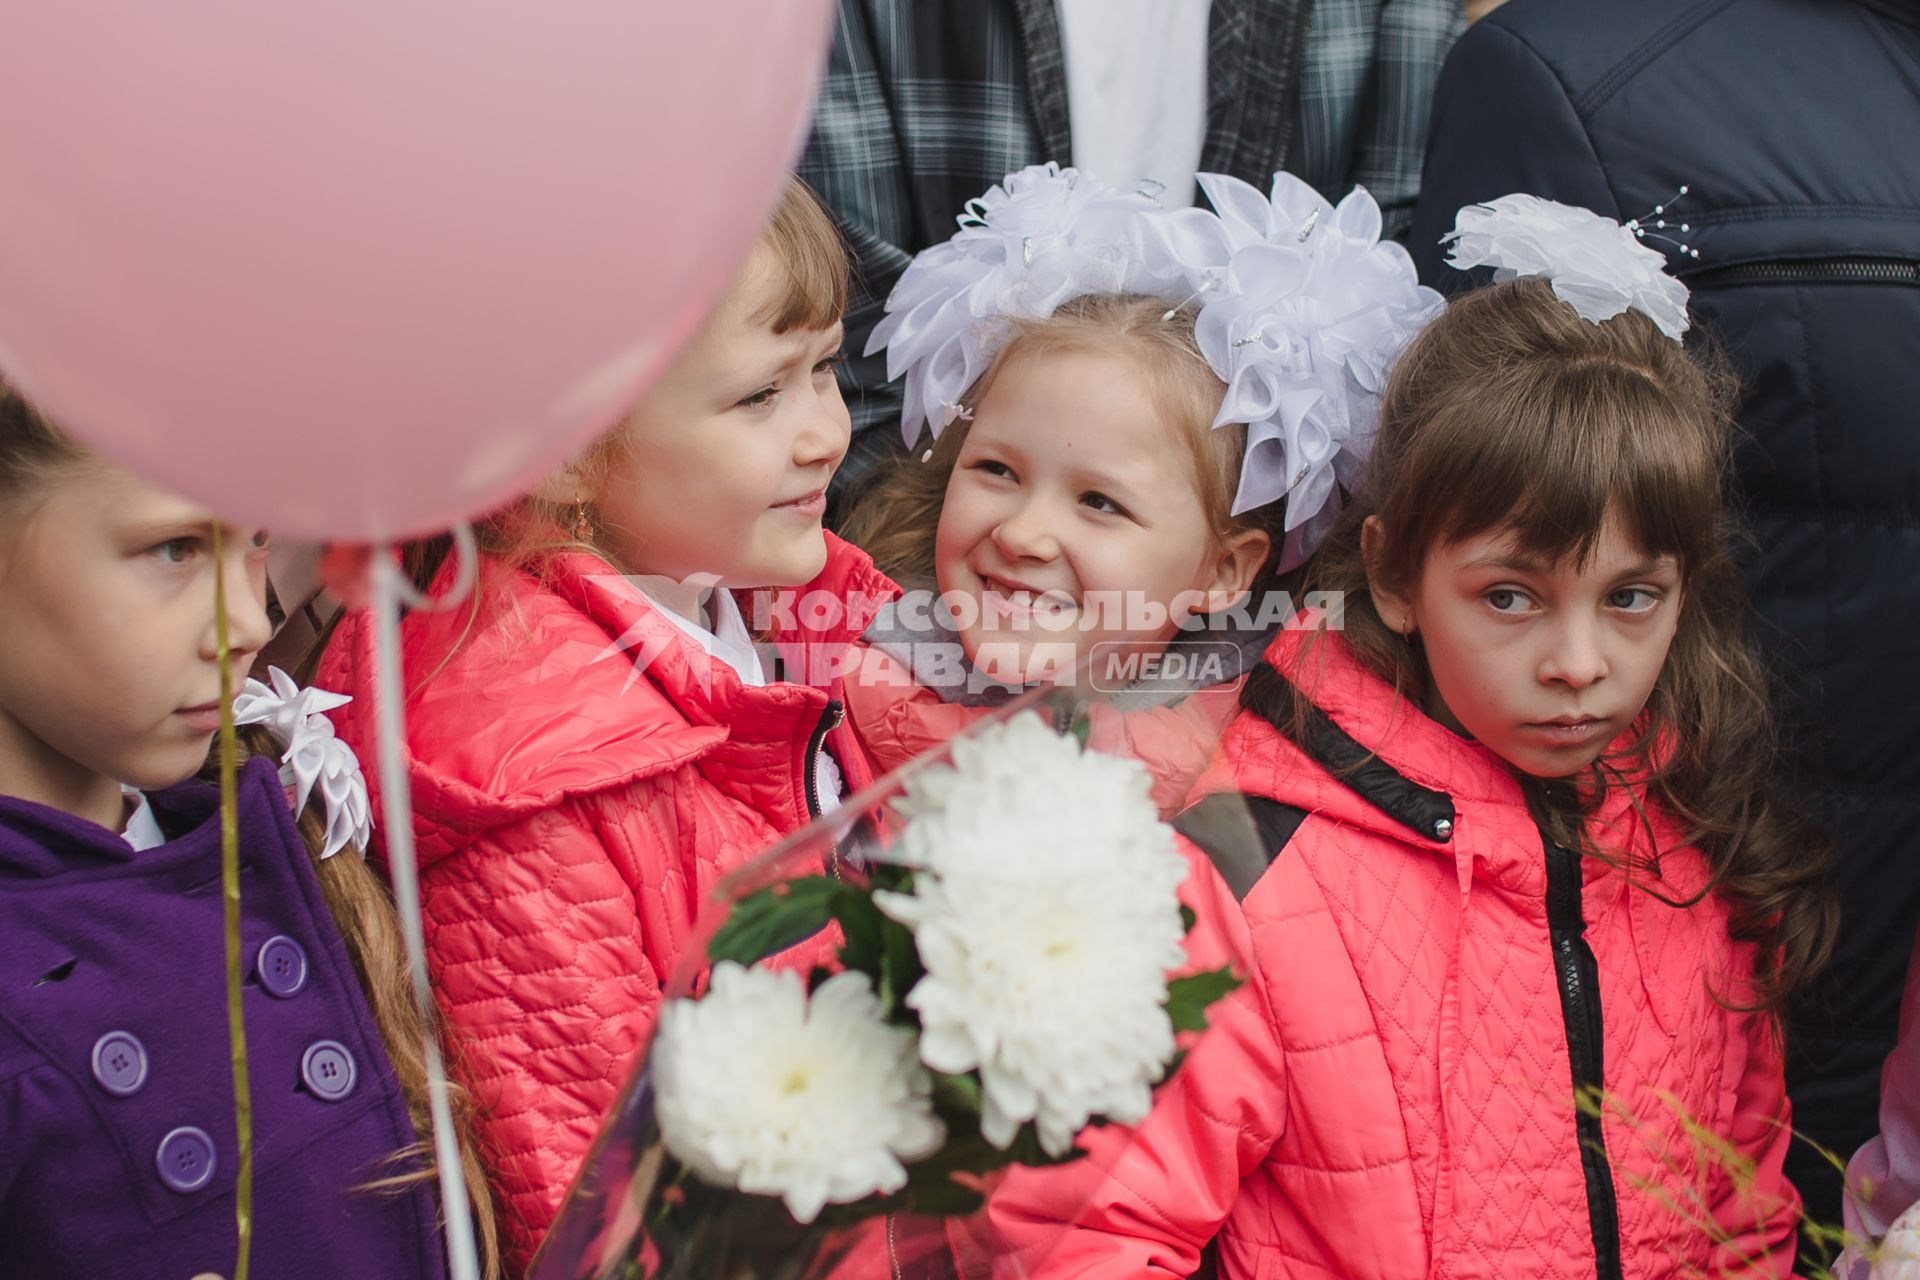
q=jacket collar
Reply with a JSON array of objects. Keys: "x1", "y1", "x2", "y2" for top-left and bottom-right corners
[
  {"x1": 0, "y1": 758, "x2": 286, "y2": 880},
  {"x1": 1220, "y1": 620, "x2": 1689, "y2": 902},
  {"x1": 317, "y1": 534, "x2": 896, "y2": 862}
]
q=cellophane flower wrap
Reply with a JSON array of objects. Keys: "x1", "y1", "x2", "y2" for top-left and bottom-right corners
[{"x1": 527, "y1": 683, "x2": 1263, "y2": 1280}]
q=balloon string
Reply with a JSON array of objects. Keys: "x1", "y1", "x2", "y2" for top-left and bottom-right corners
[
  {"x1": 214, "y1": 522, "x2": 254, "y2": 1280},
  {"x1": 392, "y1": 522, "x2": 479, "y2": 613},
  {"x1": 371, "y1": 543, "x2": 481, "y2": 1280}
]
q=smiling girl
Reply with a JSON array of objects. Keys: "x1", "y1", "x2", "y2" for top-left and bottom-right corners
[{"x1": 839, "y1": 168, "x2": 1440, "y2": 816}]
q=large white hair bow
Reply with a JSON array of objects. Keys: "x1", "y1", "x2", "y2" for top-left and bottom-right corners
[
  {"x1": 866, "y1": 163, "x2": 1190, "y2": 444},
  {"x1": 232, "y1": 666, "x2": 372, "y2": 859},
  {"x1": 1188, "y1": 173, "x2": 1443, "y2": 569},
  {"x1": 1442, "y1": 193, "x2": 1692, "y2": 340},
  {"x1": 866, "y1": 165, "x2": 1443, "y2": 569}
]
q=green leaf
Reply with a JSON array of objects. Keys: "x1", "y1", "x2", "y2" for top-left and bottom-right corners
[
  {"x1": 867, "y1": 862, "x2": 915, "y2": 895},
  {"x1": 707, "y1": 877, "x2": 842, "y2": 966},
  {"x1": 1180, "y1": 904, "x2": 1197, "y2": 934},
  {"x1": 1003, "y1": 1122, "x2": 1090, "y2": 1168},
  {"x1": 1070, "y1": 713, "x2": 1093, "y2": 748},
  {"x1": 930, "y1": 1071, "x2": 983, "y2": 1117},
  {"x1": 907, "y1": 1178, "x2": 986, "y2": 1217},
  {"x1": 829, "y1": 886, "x2": 890, "y2": 981},
  {"x1": 879, "y1": 908, "x2": 924, "y2": 1015},
  {"x1": 1165, "y1": 966, "x2": 1243, "y2": 1033}
]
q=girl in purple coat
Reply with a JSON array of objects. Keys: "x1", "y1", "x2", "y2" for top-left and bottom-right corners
[{"x1": 0, "y1": 386, "x2": 499, "y2": 1278}]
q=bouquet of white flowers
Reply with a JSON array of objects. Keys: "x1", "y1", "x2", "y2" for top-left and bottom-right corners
[{"x1": 528, "y1": 691, "x2": 1260, "y2": 1280}]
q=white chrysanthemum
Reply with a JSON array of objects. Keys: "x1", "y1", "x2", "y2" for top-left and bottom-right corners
[
  {"x1": 1443, "y1": 193, "x2": 1691, "y2": 340},
  {"x1": 878, "y1": 712, "x2": 1189, "y2": 1155},
  {"x1": 653, "y1": 964, "x2": 945, "y2": 1224}
]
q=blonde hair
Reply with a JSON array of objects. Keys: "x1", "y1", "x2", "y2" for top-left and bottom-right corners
[
  {"x1": 842, "y1": 293, "x2": 1283, "y2": 584},
  {"x1": 399, "y1": 175, "x2": 851, "y2": 607}
]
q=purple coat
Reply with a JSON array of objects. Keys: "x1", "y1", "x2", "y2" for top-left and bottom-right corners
[{"x1": 0, "y1": 757, "x2": 450, "y2": 1280}]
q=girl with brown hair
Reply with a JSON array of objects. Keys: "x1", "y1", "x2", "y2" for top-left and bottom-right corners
[{"x1": 995, "y1": 199, "x2": 1837, "y2": 1277}]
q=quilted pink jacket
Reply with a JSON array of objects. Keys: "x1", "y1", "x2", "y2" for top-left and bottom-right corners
[
  {"x1": 839, "y1": 639, "x2": 1245, "y2": 818},
  {"x1": 317, "y1": 535, "x2": 895, "y2": 1274},
  {"x1": 993, "y1": 625, "x2": 1798, "y2": 1278}
]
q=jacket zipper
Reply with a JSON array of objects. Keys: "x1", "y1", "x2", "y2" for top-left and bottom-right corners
[
  {"x1": 802, "y1": 698, "x2": 845, "y2": 818},
  {"x1": 1542, "y1": 834, "x2": 1624, "y2": 1280},
  {"x1": 1685, "y1": 256, "x2": 1920, "y2": 289},
  {"x1": 801, "y1": 698, "x2": 845, "y2": 876}
]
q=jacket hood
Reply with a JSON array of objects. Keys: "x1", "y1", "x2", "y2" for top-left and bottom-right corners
[
  {"x1": 317, "y1": 534, "x2": 897, "y2": 868},
  {"x1": 1199, "y1": 620, "x2": 1707, "y2": 906}
]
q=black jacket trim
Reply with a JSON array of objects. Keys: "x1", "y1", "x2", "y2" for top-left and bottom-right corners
[
  {"x1": 1241, "y1": 664, "x2": 1458, "y2": 844},
  {"x1": 1175, "y1": 792, "x2": 1309, "y2": 902}
]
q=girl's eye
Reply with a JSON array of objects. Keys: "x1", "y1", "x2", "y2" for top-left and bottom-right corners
[
  {"x1": 813, "y1": 353, "x2": 846, "y2": 378},
  {"x1": 738, "y1": 385, "x2": 780, "y2": 410},
  {"x1": 250, "y1": 529, "x2": 273, "y2": 553},
  {"x1": 969, "y1": 459, "x2": 1014, "y2": 481},
  {"x1": 1081, "y1": 491, "x2": 1130, "y2": 517},
  {"x1": 152, "y1": 537, "x2": 202, "y2": 565},
  {"x1": 1609, "y1": 587, "x2": 1659, "y2": 613},
  {"x1": 1485, "y1": 587, "x2": 1532, "y2": 614}
]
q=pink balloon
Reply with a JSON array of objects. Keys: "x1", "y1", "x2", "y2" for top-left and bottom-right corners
[{"x1": 0, "y1": 2, "x2": 833, "y2": 541}]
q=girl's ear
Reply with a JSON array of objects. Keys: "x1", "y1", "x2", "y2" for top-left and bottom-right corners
[
  {"x1": 1362, "y1": 515, "x2": 1416, "y2": 635},
  {"x1": 1189, "y1": 527, "x2": 1271, "y2": 615}
]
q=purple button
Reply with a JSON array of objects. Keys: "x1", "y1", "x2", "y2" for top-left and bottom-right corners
[
  {"x1": 255, "y1": 935, "x2": 309, "y2": 999},
  {"x1": 90, "y1": 1030, "x2": 149, "y2": 1097},
  {"x1": 156, "y1": 1126, "x2": 216, "y2": 1193},
  {"x1": 300, "y1": 1040, "x2": 357, "y2": 1102}
]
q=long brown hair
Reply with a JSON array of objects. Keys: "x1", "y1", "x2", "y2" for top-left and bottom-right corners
[
  {"x1": 1288, "y1": 277, "x2": 1835, "y2": 1011},
  {"x1": 0, "y1": 387, "x2": 501, "y2": 1276},
  {"x1": 840, "y1": 292, "x2": 1289, "y2": 591},
  {"x1": 234, "y1": 727, "x2": 501, "y2": 1277}
]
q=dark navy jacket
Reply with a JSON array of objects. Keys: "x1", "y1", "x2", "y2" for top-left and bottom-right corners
[
  {"x1": 1407, "y1": 0, "x2": 1920, "y2": 1225},
  {"x1": 0, "y1": 758, "x2": 449, "y2": 1279}
]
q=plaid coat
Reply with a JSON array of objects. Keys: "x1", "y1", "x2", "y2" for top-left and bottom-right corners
[{"x1": 799, "y1": 0, "x2": 1463, "y2": 492}]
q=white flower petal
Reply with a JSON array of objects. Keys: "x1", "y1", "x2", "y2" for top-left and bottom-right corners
[
  {"x1": 884, "y1": 713, "x2": 1191, "y2": 1155},
  {"x1": 653, "y1": 965, "x2": 943, "y2": 1224}
]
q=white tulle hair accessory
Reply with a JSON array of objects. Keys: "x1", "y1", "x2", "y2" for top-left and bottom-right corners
[
  {"x1": 866, "y1": 164, "x2": 1443, "y2": 571},
  {"x1": 1441, "y1": 192, "x2": 1694, "y2": 341},
  {"x1": 232, "y1": 666, "x2": 373, "y2": 859},
  {"x1": 1184, "y1": 172, "x2": 1443, "y2": 569}
]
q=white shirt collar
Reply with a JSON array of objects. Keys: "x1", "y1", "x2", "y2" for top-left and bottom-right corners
[
  {"x1": 638, "y1": 585, "x2": 850, "y2": 811},
  {"x1": 646, "y1": 586, "x2": 769, "y2": 689},
  {"x1": 120, "y1": 786, "x2": 166, "y2": 852}
]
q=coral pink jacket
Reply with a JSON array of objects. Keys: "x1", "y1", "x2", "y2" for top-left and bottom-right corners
[{"x1": 993, "y1": 625, "x2": 1797, "y2": 1278}]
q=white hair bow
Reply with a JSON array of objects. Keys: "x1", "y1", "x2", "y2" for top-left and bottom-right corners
[
  {"x1": 232, "y1": 666, "x2": 372, "y2": 859},
  {"x1": 867, "y1": 164, "x2": 1443, "y2": 570},
  {"x1": 1442, "y1": 193, "x2": 1692, "y2": 340}
]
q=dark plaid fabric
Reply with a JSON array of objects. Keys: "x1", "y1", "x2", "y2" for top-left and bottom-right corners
[{"x1": 800, "y1": 0, "x2": 1463, "y2": 501}]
